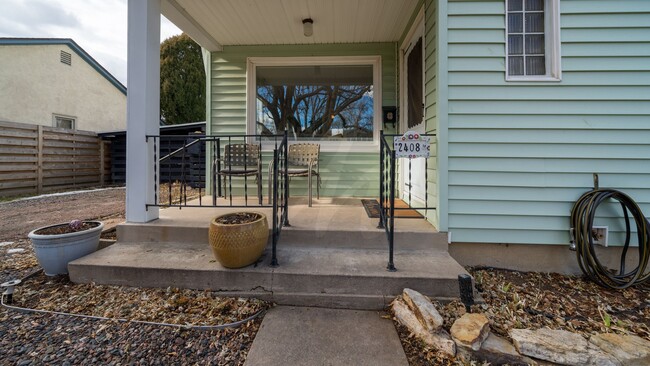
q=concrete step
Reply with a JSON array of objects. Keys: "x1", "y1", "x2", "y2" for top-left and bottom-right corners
[
  {"x1": 69, "y1": 241, "x2": 467, "y2": 310},
  {"x1": 118, "y1": 199, "x2": 447, "y2": 251},
  {"x1": 117, "y1": 222, "x2": 448, "y2": 251}
]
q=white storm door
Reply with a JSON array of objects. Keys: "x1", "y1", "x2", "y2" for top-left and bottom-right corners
[{"x1": 401, "y1": 31, "x2": 426, "y2": 204}]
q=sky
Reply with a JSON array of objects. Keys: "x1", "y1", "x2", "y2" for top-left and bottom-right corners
[{"x1": 0, "y1": 0, "x2": 182, "y2": 86}]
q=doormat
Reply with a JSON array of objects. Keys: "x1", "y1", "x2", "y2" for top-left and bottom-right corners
[
  {"x1": 361, "y1": 199, "x2": 423, "y2": 219},
  {"x1": 361, "y1": 199, "x2": 381, "y2": 218}
]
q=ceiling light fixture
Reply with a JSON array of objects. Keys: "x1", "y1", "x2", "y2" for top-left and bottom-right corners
[{"x1": 302, "y1": 18, "x2": 314, "y2": 37}]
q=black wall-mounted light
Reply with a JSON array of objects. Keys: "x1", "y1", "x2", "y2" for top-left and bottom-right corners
[{"x1": 382, "y1": 106, "x2": 397, "y2": 129}]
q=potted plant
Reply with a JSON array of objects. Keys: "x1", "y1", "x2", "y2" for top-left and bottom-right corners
[
  {"x1": 208, "y1": 212, "x2": 268, "y2": 268},
  {"x1": 28, "y1": 219, "x2": 104, "y2": 276}
]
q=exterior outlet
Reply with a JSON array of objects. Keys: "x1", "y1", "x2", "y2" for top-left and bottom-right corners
[{"x1": 591, "y1": 226, "x2": 608, "y2": 247}]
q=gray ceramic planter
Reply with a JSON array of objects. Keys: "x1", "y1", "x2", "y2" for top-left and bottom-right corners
[{"x1": 28, "y1": 221, "x2": 104, "y2": 276}]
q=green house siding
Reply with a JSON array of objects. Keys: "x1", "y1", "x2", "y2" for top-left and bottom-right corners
[
  {"x1": 445, "y1": 0, "x2": 650, "y2": 245},
  {"x1": 209, "y1": 43, "x2": 397, "y2": 197},
  {"x1": 424, "y1": 0, "x2": 439, "y2": 227}
]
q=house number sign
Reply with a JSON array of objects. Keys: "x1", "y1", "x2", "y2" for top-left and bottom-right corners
[{"x1": 394, "y1": 130, "x2": 430, "y2": 158}]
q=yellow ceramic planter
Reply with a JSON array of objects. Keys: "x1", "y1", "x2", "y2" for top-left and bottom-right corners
[{"x1": 209, "y1": 212, "x2": 269, "y2": 268}]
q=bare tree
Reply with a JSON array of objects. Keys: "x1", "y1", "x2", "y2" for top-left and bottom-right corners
[{"x1": 257, "y1": 84, "x2": 372, "y2": 138}]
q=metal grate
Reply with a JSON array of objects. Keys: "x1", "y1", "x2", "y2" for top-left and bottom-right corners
[{"x1": 60, "y1": 50, "x2": 71, "y2": 66}]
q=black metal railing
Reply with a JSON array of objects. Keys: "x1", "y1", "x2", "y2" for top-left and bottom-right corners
[
  {"x1": 145, "y1": 131, "x2": 289, "y2": 266},
  {"x1": 378, "y1": 130, "x2": 436, "y2": 271}
]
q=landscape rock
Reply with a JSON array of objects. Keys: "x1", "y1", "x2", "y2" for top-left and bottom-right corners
[
  {"x1": 457, "y1": 333, "x2": 538, "y2": 366},
  {"x1": 450, "y1": 313, "x2": 490, "y2": 351},
  {"x1": 392, "y1": 299, "x2": 456, "y2": 356},
  {"x1": 510, "y1": 328, "x2": 621, "y2": 366},
  {"x1": 402, "y1": 288, "x2": 444, "y2": 332},
  {"x1": 589, "y1": 333, "x2": 650, "y2": 366}
]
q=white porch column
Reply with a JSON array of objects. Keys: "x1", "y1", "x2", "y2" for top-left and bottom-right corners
[{"x1": 126, "y1": 0, "x2": 160, "y2": 222}]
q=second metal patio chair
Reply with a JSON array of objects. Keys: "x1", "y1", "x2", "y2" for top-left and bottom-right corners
[
  {"x1": 215, "y1": 143, "x2": 263, "y2": 204},
  {"x1": 269, "y1": 143, "x2": 321, "y2": 207}
]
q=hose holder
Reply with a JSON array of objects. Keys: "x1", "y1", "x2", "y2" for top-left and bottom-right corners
[{"x1": 1, "y1": 279, "x2": 21, "y2": 304}]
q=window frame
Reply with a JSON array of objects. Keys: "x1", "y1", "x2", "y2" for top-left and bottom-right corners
[
  {"x1": 52, "y1": 114, "x2": 76, "y2": 129},
  {"x1": 505, "y1": 0, "x2": 562, "y2": 82},
  {"x1": 246, "y1": 56, "x2": 382, "y2": 152}
]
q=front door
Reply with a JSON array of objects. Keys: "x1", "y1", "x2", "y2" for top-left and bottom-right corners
[{"x1": 401, "y1": 23, "x2": 426, "y2": 204}]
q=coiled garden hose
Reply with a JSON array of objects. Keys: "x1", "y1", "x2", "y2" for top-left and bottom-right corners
[{"x1": 570, "y1": 189, "x2": 650, "y2": 289}]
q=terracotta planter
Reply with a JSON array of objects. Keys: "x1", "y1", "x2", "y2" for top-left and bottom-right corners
[
  {"x1": 209, "y1": 213, "x2": 269, "y2": 268},
  {"x1": 28, "y1": 221, "x2": 104, "y2": 276}
]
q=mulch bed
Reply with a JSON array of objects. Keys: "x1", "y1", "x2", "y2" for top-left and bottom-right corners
[
  {"x1": 1, "y1": 273, "x2": 272, "y2": 365},
  {"x1": 13, "y1": 273, "x2": 271, "y2": 326},
  {"x1": 396, "y1": 267, "x2": 650, "y2": 365}
]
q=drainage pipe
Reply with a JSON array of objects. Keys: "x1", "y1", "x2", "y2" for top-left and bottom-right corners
[
  {"x1": 570, "y1": 188, "x2": 650, "y2": 289},
  {"x1": 1, "y1": 269, "x2": 265, "y2": 331}
]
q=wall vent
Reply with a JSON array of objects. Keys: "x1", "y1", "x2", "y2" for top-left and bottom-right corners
[{"x1": 60, "y1": 50, "x2": 71, "y2": 66}]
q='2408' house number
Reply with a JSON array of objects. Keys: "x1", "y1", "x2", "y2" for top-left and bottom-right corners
[{"x1": 393, "y1": 131, "x2": 431, "y2": 158}]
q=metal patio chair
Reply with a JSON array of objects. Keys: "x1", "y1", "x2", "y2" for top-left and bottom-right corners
[
  {"x1": 269, "y1": 143, "x2": 321, "y2": 207},
  {"x1": 215, "y1": 143, "x2": 263, "y2": 204}
]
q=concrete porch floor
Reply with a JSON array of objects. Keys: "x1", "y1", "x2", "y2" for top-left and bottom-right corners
[{"x1": 69, "y1": 197, "x2": 469, "y2": 310}]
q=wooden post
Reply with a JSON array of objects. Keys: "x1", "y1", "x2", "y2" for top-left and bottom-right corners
[
  {"x1": 99, "y1": 139, "x2": 105, "y2": 186},
  {"x1": 37, "y1": 125, "x2": 43, "y2": 194}
]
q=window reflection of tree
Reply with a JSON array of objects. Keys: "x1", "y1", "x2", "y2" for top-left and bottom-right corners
[{"x1": 257, "y1": 84, "x2": 373, "y2": 140}]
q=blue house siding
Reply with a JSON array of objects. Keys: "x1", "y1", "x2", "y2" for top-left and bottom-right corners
[{"x1": 445, "y1": 0, "x2": 650, "y2": 245}]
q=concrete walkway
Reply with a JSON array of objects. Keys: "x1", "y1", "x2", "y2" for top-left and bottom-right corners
[{"x1": 244, "y1": 306, "x2": 408, "y2": 366}]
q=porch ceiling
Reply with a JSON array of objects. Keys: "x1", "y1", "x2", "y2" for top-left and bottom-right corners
[{"x1": 162, "y1": 0, "x2": 421, "y2": 51}]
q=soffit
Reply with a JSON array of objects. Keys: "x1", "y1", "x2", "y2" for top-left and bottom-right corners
[{"x1": 164, "y1": 0, "x2": 421, "y2": 47}]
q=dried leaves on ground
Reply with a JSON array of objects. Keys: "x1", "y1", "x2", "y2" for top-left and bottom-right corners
[
  {"x1": 396, "y1": 322, "x2": 464, "y2": 366},
  {"x1": 471, "y1": 267, "x2": 650, "y2": 341},
  {"x1": 396, "y1": 267, "x2": 650, "y2": 366},
  {"x1": 158, "y1": 182, "x2": 203, "y2": 206},
  {"x1": 0, "y1": 239, "x2": 39, "y2": 281},
  {"x1": 13, "y1": 273, "x2": 271, "y2": 327},
  {"x1": 1, "y1": 308, "x2": 263, "y2": 365},
  {"x1": 1, "y1": 273, "x2": 271, "y2": 365}
]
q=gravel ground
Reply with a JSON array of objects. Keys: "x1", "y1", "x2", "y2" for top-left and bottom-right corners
[
  {"x1": 0, "y1": 186, "x2": 266, "y2": 365},
  {"x1": 0, "y1": 310, "x2": 261, "y2": 365}
]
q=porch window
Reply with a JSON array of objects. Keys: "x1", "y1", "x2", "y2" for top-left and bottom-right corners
[
  {"x1": 248, "y1": 56, "x2": 381, "y2": 150},
  {"x1": 506, "y1": 0, "x2": 561, "y2": 81}
]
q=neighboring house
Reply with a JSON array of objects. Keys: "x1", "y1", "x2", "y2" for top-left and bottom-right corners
[
  {"x1": 124, "y1": 0, "x2": 650, "y2": 272},
  {"x1": 0, "y1": 38, "x2": 126, "y2": 132}
]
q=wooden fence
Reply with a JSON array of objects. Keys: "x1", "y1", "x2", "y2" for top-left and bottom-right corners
[{"x1": 0, "y1": 121, "x2": 111, "y2": 198}]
